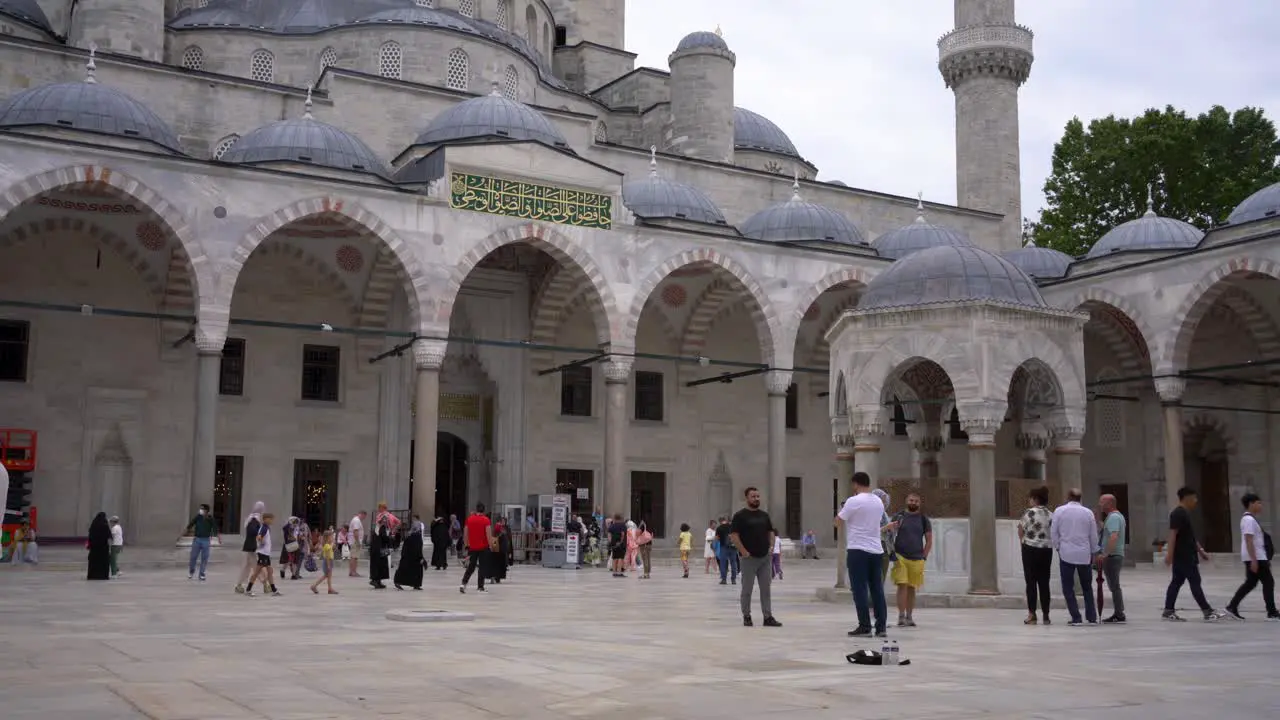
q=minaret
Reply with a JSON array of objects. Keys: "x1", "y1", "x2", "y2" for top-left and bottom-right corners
[{"x1": 939, "y1": 0, "x2": 1034, "y2": 254}]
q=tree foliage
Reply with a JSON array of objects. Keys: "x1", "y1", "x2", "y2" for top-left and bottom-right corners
[{"x1": 1028, "y1": 106, "x2": 1280, "y2": 256}]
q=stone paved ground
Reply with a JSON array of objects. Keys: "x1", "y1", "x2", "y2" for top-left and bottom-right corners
[{"x1": 1, "y1": 556, "x2": 1278, "y2": 719}]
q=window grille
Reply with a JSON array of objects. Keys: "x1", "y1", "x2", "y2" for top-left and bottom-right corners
[
  {"x1": 250, "y1": 50, "x2": 274, "y2": 83},
  {"x1": 446, "y1": 49, "x2": 469, "y2": 90}
]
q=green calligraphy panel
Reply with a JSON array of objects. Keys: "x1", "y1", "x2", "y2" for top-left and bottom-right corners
[{"x1": 449, "y1": 172, "x2": 612, "y2": 230}]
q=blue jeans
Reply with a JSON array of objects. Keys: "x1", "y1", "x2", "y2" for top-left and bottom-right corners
[
  {"x1": 718, "y1": 546, "x2": 739, "y2": 582},
  {"x1": 1059, "y1": 560, "x2": 1097, "y2": 623},
  {"x1": 846, "y1": 549, "x2": 887, "y2": 632},
  {"x1": 189, "y1": 537, "x2": 211, "y2": 577}
]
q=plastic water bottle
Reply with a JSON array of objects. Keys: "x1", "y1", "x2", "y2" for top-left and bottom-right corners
[
  {"x1": 889, "y1": 640, "x2": 900, "y2": 667},
  {"x1": 881, "y1": 638, "x2": 893, "y2": 668}
]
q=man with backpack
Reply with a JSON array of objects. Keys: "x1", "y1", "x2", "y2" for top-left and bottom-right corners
[
  {"x1": 1224, "y1": 493, "x2": 1278, "y2": 621},
  {"x1": 888, "y1": 492, "x2": 932, "y2": 627}
]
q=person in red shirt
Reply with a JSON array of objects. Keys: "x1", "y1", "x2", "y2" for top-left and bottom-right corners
[{"x1": 460, "y1": 502, "x2": 494, "y2": 594}]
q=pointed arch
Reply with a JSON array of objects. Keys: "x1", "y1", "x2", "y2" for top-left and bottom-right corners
[
  {"x1": 1162, "y1": 257, "x2": 1280, "y2": 374},
  {"x1": 236, "y1": 239, "x2": 359, "y2": 319},
  {"x1": 843, "y1": 332, "x2": 980, "y2": 412},
  {"x1": 806, "y1": 294, "x2": 862, "y2": 395},
  {"x1": 528, "y1": 265, "x2": 599, "y2": 368},
  {"x1": 1065, "y1": 288, "x2": 1154, "y2": 375},
  {"x1": 0, "y1": 217, "x2": 167, "y2": 300},
  {"x1": 1183, "y1": 412, "x2": 1238, "y2": 456}
]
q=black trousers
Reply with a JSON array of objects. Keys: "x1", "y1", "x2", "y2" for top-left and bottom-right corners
[
  {"x1": 1021, "y1": 544, "x2": 1053, "y2": 616},
  {"x1": 1227, "y1": 559, "x2": 1277, "y2": 614},
  {"x1": 1164, "y1": 561, "x2": 1212, "y2": 613},
  {"x1": 461, "y1": 549, "x2": 488, "y2": 589}
]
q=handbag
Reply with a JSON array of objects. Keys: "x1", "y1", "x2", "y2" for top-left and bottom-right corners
[
  {"x1": 304, "y1": 555, "x2": 318, "y2": 573},
  {"x1": 637, "y1": 531, "x2": 653, "y2": 546},
  {"x1": 284, "y1": 540, "x2": 300, "y2": 553}
]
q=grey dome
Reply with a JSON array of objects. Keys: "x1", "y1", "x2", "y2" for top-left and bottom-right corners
[
  {"x1": 1002, "y1": 245, "x2": 1073, "y2": 280},
  {"x1": 623, "y1": 169, "x2": 726, "y2": 226},
  {"x1": 0, "y1": 81, "x2": 183, "y2": 153},
  {"x1": 0, "y1": 0, "x2": 52, "y2": 33},
  {"x1": 676, "y1": 30, "x2": 729, "y2": 52},
  {"x1": 170, "y1": 0, "x2": 402, "y2": 33},
  {"x1": 357, "y1": 6, "x2": 477, "y2": 33},
  {"x1": 1086, "y1": 208, "x2": 1202, "y2": 259},
  {"x1": 861, "y1": 245, "x2": 1046, "y2": 310},
  {"x1": 829, "y1": 180, "x2": 848, "y2": 187},
  {"x1": 872, "y1": 214, "x2": 973, "y2": 260},
  {"x1": 415, "y1": 89, "x2": 568, "y2": 148},
  {"x1": 740, "y1": 188, "x2": 865, "y2": 245},
  {"x1": 734, "y1": 107, "x2": 799, "y2": 158},
  {"x1": 1228, "y1": 181, "x2": 1280, "y2": 225},
  {"x1": 221, "y1": 116, "x2": 388, "y2": 177}
]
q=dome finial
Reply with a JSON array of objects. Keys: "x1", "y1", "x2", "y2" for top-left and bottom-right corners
[
  {"x1": 303, "y1": 85, "x2": 314, "y2": 120},
  {"x1": 914, "y1": 191, "x2": 927, "y2": 224},
  {"x1": 714, "y1": 25, "x2": 723, "y2": 38},
  {"x1": 791, "y1": 170, "x2": 802, "y2": 202},
  {"x1": 649, "y1": 145, "x2": 658, "y2": 177},
  {"x1": 1144, "y1": 183, "x2": 1156, "y2": 218},
  {"x1": 85, "y1": 44, "x2": 97, "y2": 84},
  {"x1": 490, "y1": 82, "x2": 501, "y2": 97}
]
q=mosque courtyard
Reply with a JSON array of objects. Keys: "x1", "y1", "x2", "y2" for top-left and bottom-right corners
[{"x1": 0, "y1": 556, "x2": 1276, "y2": 720}]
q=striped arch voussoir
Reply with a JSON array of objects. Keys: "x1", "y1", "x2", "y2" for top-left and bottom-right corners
[
  {"x1": 679, "y1": 278, "x2": 740, "y2": 356},
  {"x1": 806, "y1": 294, "x2": 861, "y2": 395},
  {"x1": 791, "y1": 266, "x2": 873, "y2": 329},
  {"x1": 253, "y1": 240, "x2": 359, "y2": 319},
  {"x1": 0, "y1": 217, "x2": 168, "y2": 300},
  {"x1": 1067, "y1": 288, "x2": 1154, "y2": 373},
  {"x1": 1166, "y1": 257, "x2": 1280, "y2": 373},
  {"x1": 1182, "y1": 412, "x2": 1238, "y2": 456}
]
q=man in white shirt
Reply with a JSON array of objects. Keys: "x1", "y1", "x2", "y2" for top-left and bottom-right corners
[
  {"x1": 109, "y1": 516, "x2": 124, "y2": 578},
  {"x1": 1225, "y1": 493, "x2": 1277, "y2": 621},
  {"x1": 1050, "y1": 488, "x2": 1099, "y2": 626},
  {"x1": 348, "y1": 510, "x2": 366, "y2": 577},
  {"x1": 835, "y1": 472, "x2": 888, "y2": 638}
]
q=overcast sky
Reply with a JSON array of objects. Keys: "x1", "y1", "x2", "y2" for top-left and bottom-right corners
[{"x1": 624, "y1": 0, "x2": 1280, "y2": 221}]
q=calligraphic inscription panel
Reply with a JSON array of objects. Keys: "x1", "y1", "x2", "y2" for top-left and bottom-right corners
[{"x1": 449, "y1": 172, "x2": 612, "y2": 230}]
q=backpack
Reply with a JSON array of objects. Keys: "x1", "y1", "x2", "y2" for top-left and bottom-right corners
[{"x1": 1266, "y1": 530, "x2": 1275, "y2": 561}]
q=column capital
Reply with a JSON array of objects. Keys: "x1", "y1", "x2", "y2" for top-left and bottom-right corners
[
  {"x1": 1154, "y1": 376, "x2": 1185, "y2": 404},
  {"x1": 764, "y1": 369, "x2": 793, "y2": 396},
  {"x1": 913, "y1": 434, "x2": 946, "y2": 454},
  {"x1": 957, "y1": 400, "x2": 1005, "y2": 447},
  {"x1": 413, "y1": 337, "x2": 448, "y2": 370},
  {"x1": 194, "y1": 329, "x2": 225, "y2": 355},
  {"x1": 602, "y1": 356, "x2": 633, "y2": 384},
  {"x1": 831, "y1": 415, "x2": 852, "y2": 448}
]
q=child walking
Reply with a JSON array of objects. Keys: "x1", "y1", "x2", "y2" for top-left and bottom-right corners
[
  {"x1": 246, "y1": 513, "x2": 281, "y2": 597},
  {"x1": 311, "y1": 529, "x2": 338, "y2": 595},
  {"x1": 678, "y1": 523, "x2": 692, "y2": 578},
  {"x1": 771, "y1": 535, "x2": 783, "y2": 580}
]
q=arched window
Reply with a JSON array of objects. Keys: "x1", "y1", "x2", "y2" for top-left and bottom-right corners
[
  {"x1": 414, "y1": 0, "x2": 434, "y2": 5},
  {"x1": 378, "y1": 41, "x2": 402, "y2": 79},
  {"x1": 502, "y1": 65, "x2": 519, "y2": 100},
  {"x1": 181, "y1": 46, "x2": 204, "y2": 71},
  {"x1": 1093, "y1": 367, "x2": 1126, "y2": 447},
  {"x1": 542, "y1": 21, "x2": 550, "y2": 57},
  {"x1": 212, "y1": 135, "x2": 239, "y2": 160},
  {"x1": 249, "y1": 49, "x2": 274, "y2": 83},
  {"x1": 495, "y1": 0, "x2": 509, "y2": 30},
  {"x1": 525, "y1": 5, "x2": 536, "y2": 41},
  {"x1": 594, "y1": 122, "x2": 607, "y2": 143},
  {"x1": 446, "y1": 49, "x2": 469, "y2": 90},
  {"x1": 458, "y1": 0, "x2": 475, "y2": 17},
  {"x1": 320, "y1": 47, "x2": 338, "y2": 70}
]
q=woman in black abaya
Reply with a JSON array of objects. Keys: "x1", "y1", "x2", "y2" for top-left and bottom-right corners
[
  {"x1": 368, "y1": 517, "x2": 391, "y2": 589},
  {"x1": 87, "y1": 512, "x2": 111, "y2": 580},
  {"x1": 394, "y1": 517, "x2": 426, "y2": 590},
  {"x1": 429, "y1": 516, "x2": 450, "y2": 570}
]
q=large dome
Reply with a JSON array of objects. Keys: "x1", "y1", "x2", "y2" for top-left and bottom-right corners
[
  {"x1": 415, "y1": 88, "x2": 568, "y2": 148},
  {"x1": 221, "y1": 113, "x2": 388, "y2": 178},
  {"x1": 734, "y1": 107, "x2": 799, "y2": 158},
  {"x1": 0, "y1": 80, "x2": 183, "y2": 153},
  {"x1": 871, "y1": 208, "x2": 973, "y2": 260},
  {"x1": 860, "y1": 244, "x2": 1046, "y2": 310},
  {"x1": 1228, "y1": 181, "x2": 1280, "y2": 225},
  {"x1": 623, "y1": 156, "x2": 726, "y2": 226},
  {"x1": 740, "y1": 183, "x2": 864, "y2": 246},
  {"x1": 357, "y1": 5, "x2": 478, "y2": 33},
  {"x1": 0, "y1": 0, "x2": 52, "y2": 33},
  {"x1": 1086, "y1": 206, "x2": 1203, "y2": 259},
  {"x1": 1002, "y1": 244, "x2": 1073, "y2": 280}
]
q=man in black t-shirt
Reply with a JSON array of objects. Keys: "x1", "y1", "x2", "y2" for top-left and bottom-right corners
[
  {"x1": 714, "y1": 516, "x2": 738, "y2": 584},
  {"x1": 607, "y1": 514, "x2": 628, "y2": 577},
  {"x1": 1162, "y1": 487, "x2": 1225, "y2": 621},
  {"x1": 730, "y1": 487, "x2": 781, "y2": 628}
]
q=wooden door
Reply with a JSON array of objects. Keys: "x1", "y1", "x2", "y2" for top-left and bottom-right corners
[{"x1": 1199, "y1": 458, "x2": 1232, "y2": 553}]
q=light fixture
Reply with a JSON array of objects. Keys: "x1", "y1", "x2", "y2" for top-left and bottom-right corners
[
  {"x1": 320, "y1": 323, "x2": 334, "y2": 332},
  {"x1": 697, "y1": 356, "x2": 710, "y2": 367},
  {"x1": 80, "y1": 304, "x2": 94, "y2": 315}
]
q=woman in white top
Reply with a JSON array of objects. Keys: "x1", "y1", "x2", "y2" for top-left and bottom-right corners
[{"x1": 704, "y1": 520, "x2": 717, "y2": 574}]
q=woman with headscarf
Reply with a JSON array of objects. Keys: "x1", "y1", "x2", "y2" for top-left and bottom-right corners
[
  {"x1": 394, "y1": 515, "x2": 426, "y2": 590},
  {"x1": 368, "y1": 514, "x2": 392, "y2": 589},
  {"x1": 235, "y1": 501, "x2": 266, "y2": 594},
  {"x1": 280, "y1": 517, "x2": 300, "y2": 580},
  {"x1": 87, "y1": 512, "x2": 111, "y2": 580},
  {"x1": 485, "y1": 518, "x2": 512, "y2": 584},
  {"x1": 429, "y1": 516, "x2": 450, "y2": 570},
  {"x1": 624, "y1": 519, "x2": 639, "y2": 571},
  {"x1": 450, "y1": 514, "x2": 463, "y2": 559},
  {"x1": 872, "y1": 488, "x2": 895, "y2": 584}
]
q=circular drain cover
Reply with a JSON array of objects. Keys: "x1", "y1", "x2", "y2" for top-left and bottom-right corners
[{"x1": 385, "y1": 609, "x2": 475, "y2": 623}]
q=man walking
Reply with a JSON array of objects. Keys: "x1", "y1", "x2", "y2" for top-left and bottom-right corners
[
  {"x1": 459, "y1": 502, "x2": 494, "y2": 594},
  {"x1": 715, "y1": 516, "x2": 739, "y2": 585},
  {"x1": 1095, "y1": 494, "x2": 1127, "y2": 624},
  {"x1": 889, "y1": 492, "x2": 932, "y2": 627},
  {"x1": 185, "y1": 503, "x2": 218, "y2": 581},
  {"x1": 730, "y1": 487, "x2": 782, "y2": 628},
  {"x1": 1050, "y1": 489, "x2": 1098, "y2": 626},
  {"x1": 348, "y1": 510, "x2": 366, "y2": 577},
  {"x1": 109, "y1": 516, "x2": 124, "y2": 578},
  {"x1": 837, "y1": 472, "x2": 888, "y2": 638},
  {"x1": 1163, "y1": 487, "x2": 1226, "y2": 622},
  {"x1": 1225, "y1": 493, "x2": 1278, "y2": 621}
]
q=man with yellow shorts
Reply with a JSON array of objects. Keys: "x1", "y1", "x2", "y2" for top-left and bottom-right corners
[{"x1": 889, "y1": 493, "x2": 933, "y2": 627}]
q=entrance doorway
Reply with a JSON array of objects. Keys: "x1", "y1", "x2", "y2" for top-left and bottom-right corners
[
  {"x1": 630, "y1": 471, "x2": 666, "y2": 538},
  {"x1": 1185, "y1": 424, "x2": 1232, "y2": 553},
  {"x1": 785, "y1": 476, "x2": 802, "y2": 540},
  {"x1": 436, "y1": 432, "x2": 469, "y2": 520},
  {"x1": 555, "y1": 468, "x2": 594, "y2": 516},
  {"x1": 292, "y1": 459, "x2": 338, "y2": 529},
  {"x1": 1097, "y1": 483, "x2": 1130, "y2": 544}
]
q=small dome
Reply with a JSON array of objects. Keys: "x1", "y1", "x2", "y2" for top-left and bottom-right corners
[
  {"x1": 676, "y1": 30, "x2": 729, "y2": 52},
  {"x1": 829, "y1": 180, "x2": 848, "y2": 187},
  {"x1": 0, "y1": 80, "x2": 183, "y2": 153},
  {"x1": 171, "y1": 0, "x2": 403, "y2": 32},
  {"x1": 1086, "y1": 205, "x2": 1202, "y2": 259},
  {"x1": 1228, "y1": 181, "x2": 1280, "y2": 225},
  {"x1": 623, "y1": 152, "x2": 726, "y2": 225},
  {"x1": 734, "y1": 107, "x2": 799, "y2": 158},
  {"x1": 415, "y1": 88, "x2": 568, "y2": 148},
  {"x1": 220, "y1": 112, "x2": 388, "y2": 178},
  {"x1": 0, "y1": 0, "x2": 53, "y2": 33},
  {"x1": 1002, "y1": 244, "x2": 1073, "y2": 280},
  {"x1": 861, "y1": 245, "x2": 1046, "y2": 310},
  {"x1": 872, "y1": 204, "x2": 973, "y2": 260},
  {"x1": 740, "y1": 182, "x2": 864, "y2": 245}
]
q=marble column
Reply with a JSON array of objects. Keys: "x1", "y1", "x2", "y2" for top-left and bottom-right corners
[
  {"x1": 410, "y1": 339, "x2": 447, "y2": 521},
  {"x1": 1155, "y1": 377, "x2": 1187, "y2": 510},
  {"x1": 962, "y1": 413, "x2": 1003, "y2": 595},
  {"x1": 189, "y1": 337, "x2": 223, "y2": 515},
  {"x1": 1051, "y1": 429, "x2": 1083, "y2": 503},
  {"x1": 852, "y1": 419, "x2": 883, "y2": 487},
  {"x1": 832, "y1": 416, "x2": 853, "y2": 589},
  {"x1": 765, "y1": 370, "x2": 792, "y2": 529},
  {"x1": 602, "y1": 357, "x2": 633, "y2": 518}
]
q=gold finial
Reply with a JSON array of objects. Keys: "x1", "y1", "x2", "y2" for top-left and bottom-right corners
[
  {"x1": 1144, "y1": 183, "x2": 1156, "y2": 217},
  {"x1": 85, "y1": 44, "x2": 98, "y2": 84},
  {"x1": 915, "y1": 191, "x2": 926, "y2": 223},
  {"x1": 303, "y1": 85, "x2": 314, "y2": 119},
  {"x1": 714, "y1": 25, "x2": 723, "y2": 38},
  {"x1": 649, "y1": 145, "x2": 658, "y2": 177},
  {"x1": 791, "y1": 170, "x2": 802, "y2": 202}
]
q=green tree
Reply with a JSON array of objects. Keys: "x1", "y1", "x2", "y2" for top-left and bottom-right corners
[{"x1": 1029, "y1": 106, "x2": 1280, "y2": 256}]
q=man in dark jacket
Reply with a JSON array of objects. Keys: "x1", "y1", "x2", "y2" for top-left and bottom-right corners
[{"x1": 185, "y1": 503, "x2": 218, "y2": 582}]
